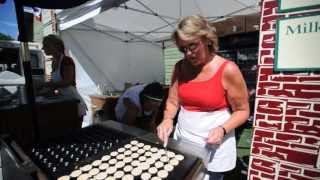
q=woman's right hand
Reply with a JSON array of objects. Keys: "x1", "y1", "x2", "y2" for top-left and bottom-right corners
[{"x1": 157, "y1": 119, "x2": 173, "y2": 146}]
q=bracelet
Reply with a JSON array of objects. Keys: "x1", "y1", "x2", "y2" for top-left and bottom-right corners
[{"x1": 219, "y1": 125, "x2": 227, "y2": 136}]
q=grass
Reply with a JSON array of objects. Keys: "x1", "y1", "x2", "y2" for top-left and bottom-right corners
[
  {"x1": 225, "y1": 125, "x2": 253, "y2": 180},
  {"x1": 237, "y1": 128, "x2": 253, "y2": 158}
]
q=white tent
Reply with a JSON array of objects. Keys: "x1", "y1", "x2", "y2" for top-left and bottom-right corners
[{"x1": 55, "y1": 0, "x2": 260, "y2": 125}]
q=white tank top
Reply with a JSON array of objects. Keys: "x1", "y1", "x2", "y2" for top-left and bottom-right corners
[{"x1": 51, "y1": 55, "x2": 87, "y2": 117}]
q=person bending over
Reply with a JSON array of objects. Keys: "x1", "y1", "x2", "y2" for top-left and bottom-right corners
[{"x1": 115, "y1": 82, "x2": 164, "y2": 132}]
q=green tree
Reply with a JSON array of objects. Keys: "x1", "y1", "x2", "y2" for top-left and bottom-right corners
[{"x1": 0, "y1": 32, "x2": 14, "y2": 40}]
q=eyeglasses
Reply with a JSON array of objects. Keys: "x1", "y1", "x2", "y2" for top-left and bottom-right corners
[{"x1": 178, "y1": 40, "x2": 201, "y2": 53}]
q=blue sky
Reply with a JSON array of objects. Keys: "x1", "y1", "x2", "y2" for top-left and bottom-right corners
[{"x1": 0, "y1": 0, "x2": 18, "y2": 39}]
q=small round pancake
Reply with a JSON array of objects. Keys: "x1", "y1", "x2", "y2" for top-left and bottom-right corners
[
  {"x1": 143, "y1": 145, "x2": 151, "y2": 151},
  {"x1": 80, "y1": 164, "x2": 92, "y2": 172},
  {"x1": 130, "y1": 146, "x2": 138, "y2": 152},
  {"x1": 169, "y1": 159, "x2": 179, "y2": 166},
  {"x1": 137, "y1": 149, "x2": 145, "y2": 154},
  {"x1": 160, "y1": 156, "x2": 169, "y2": 163},
  {"x1": 150, "y1": 147, "x2": 158, "y2": 153},
  {"x1": 139, "y1": 162, "x2": 150, "y2": 171},
  {"x1": 123, "y1": 157, "x2": 133, "y2": 163},
  {"x1": 98, "y1": 163, "x2": 109, "y2": 171},
  {"x1": 146, "y1": 158, "x2": 155, "y2": 165},
  {"x1": 141, "y1": 172, "x2": 151, "y2": 180},
  {"x1": 157, "y1": 149, "x2": 166, "y2": 155},
  {"x1": 110, "y1": 151, "x2": 118, "y2": 157},
  {"x1": 106, "y1": 166, "x2": 117, "y2": 175},
  {"x1": 175, "y1": 154, "x2": 184, "y2": 161},
  {"x1": 164, "y1": 164, "x2": 174, "y2": 172},
  {"x1": 92, "y1": 160, "x2": 102, "y2": 167},
  {"x1": 89, "y1": 168, "x2": 99, "y2": 177},
  {"x1": 131, "y1": 153, "x2": 139, "y2": 159},
  {"x1": 116, "y1": 154, "x2": 125, "y2": 160},
  {"x1": 69, "y1": 169, "x2": 81, "y2": 178},
  {"x1": 131, "y1": 167, "x2": 142, "y2": 176},
  {"x1": 157, "y1": 170, "x2": 168, "y2": 179},
  {"x1": 124, "y1": 150, "x2": 132, "y2": 156},
  {"x1": 108, "y1": 158, "x2": 117, "y2": 165},
  {"x1": 151, "y1": 177, "x2": 161, "y2": 180},
  {"x1": 114, "y1": 171, "x2": 124, "y2": 179},
  {"x1": 151, "y1": 153, "x2": 160, "y2": 160},
  {"x1": 115, "y1": 161, "x2": 125, "y2": 169},
  {"x1": 123, "y1": 165, "x2": 133, "y2": 173},
  {"x1": 77, "y1": 173, "x2": 90, "y2": 180},
  {"x1": 148, "y1": 167, "x2": 158, "y2": 175},
  {"x1": 95, "y1": 172, "x2": 107, "y2": 180},
  {"x1": 101, "y1": 155, "x2": 111, "y2": 162},
  {"x1": 138, "y1": 156, "x2": 146, "y2": 162},
  {"x1": 124, "y1": 144, "x2": 132, "y2": 149},
  {"x1": 166, "y1": 151, "x2": 176, "y2": 158},
  {"x1": 131, "y1": 160, "x2": 140, "y2": 167},
  {"x1": 122, "y1": 174, "x2": 134, "y2": 180},
  {"x1": 57, "y1": 175, "x2": 70, "y2": 180},
  {"x1": 118, "y1": 147, "x2": 126, "y2": 153},
  {"x1": 154, "y1": 161, "x2": 164, "y2": 169},
  {"x1": 137, "y1": 142, "x2": 144, "y2": 148},
  {"x1": 130, "y1": 140, "x2": 138, "y2": 145},
  {"x1": 105, "y1": 176, "x2": 115, "y2": 180},
  {"x1": 144, "y1": 151, "x2": 152, "y2": 157}
]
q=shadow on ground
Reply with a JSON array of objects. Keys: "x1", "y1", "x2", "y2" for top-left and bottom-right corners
[{"x1": 225, "y1": 155, "x2": 250, "y2": 180}]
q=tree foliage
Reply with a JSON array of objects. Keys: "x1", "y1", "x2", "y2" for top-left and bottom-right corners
[{"x1": 0, "y1": 32, "x2": 14, "y2": 40}]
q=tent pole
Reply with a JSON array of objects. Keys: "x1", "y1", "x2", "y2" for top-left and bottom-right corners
[
  {"x1": 135, "y1": 0, "x2": 174, "y2": 28},
  {"x1": 119, "y1": 5, "x2": 177, "y2": 20},
  {"x1": 14, "y1": 0, "x2": 40, "y2": 143},
  {"x1": 179, "y1": 0, "x2": 182, "y2": 17}
]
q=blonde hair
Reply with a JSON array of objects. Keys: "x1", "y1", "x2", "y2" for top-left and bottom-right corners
[
  {"x1": 43, "y1": 34, "x2": 65, "y2": 54},
  {"x1": 172, "y1": 15, "x2": 219, "y2": 52}
]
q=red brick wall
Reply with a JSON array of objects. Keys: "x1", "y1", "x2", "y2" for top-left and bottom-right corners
[{"x1": 248, "y1": 0, "x2": 320, "y2": 179}]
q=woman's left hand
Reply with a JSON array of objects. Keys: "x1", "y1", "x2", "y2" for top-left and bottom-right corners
[{"x1": 206, "y1": 126, "x2": 225, "y2": 145}]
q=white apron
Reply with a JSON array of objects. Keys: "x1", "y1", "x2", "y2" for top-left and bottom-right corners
[
  {"x1": 51, "y1": 55, "x2": 87, "y2": 117},
  {"x1": 174, "y1": 106, "x2": 236, "y2": 172}
]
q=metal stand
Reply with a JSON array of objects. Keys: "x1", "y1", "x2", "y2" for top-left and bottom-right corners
[{"x1": 14, "y1": 0, "x2": 40, "y2": 142}]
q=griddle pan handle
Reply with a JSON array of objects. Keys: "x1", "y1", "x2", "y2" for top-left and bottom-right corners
[{"x1": 0, "y1": 135, "x2": 39, "y2": 176}]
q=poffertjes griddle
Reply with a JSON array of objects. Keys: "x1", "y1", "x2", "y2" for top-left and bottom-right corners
[{"x1": 28, "y1": 124, "x2": 202, "y2": 180}]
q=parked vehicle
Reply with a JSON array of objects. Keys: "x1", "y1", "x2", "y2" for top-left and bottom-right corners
[
  {"x1": 0, "y1": 40, "x2": 46, "y2": 84},
  {"x1": 0, "y1": 40, "x2": 46, "y2": 105}
]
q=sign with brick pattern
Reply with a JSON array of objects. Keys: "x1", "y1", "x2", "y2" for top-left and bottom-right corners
[{"x1": 248, "y1": 0, "x2": 320, "y2": 179}]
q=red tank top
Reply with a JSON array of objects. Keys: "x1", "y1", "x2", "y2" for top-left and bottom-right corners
[{"x1": 178, "y1": 61, "x2": 229, "y2": 112}]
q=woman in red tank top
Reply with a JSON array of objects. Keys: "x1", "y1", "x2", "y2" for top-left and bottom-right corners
[{"x1": 157, "y1": 15, "x2": 250, "y2": 180}]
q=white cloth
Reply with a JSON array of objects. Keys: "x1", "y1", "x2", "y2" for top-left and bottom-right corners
[
  {"x1": 0, "y1": 71, "x2": 25, "y2": 94},
  {"x1": 51, "y1": 55, "x2": 87, "y2": 117},
  {"x1": 174, "y1": 106, "x2": 236, "y2": 172},
  {"x1": 115, "y1": 84, "x2": 146, "y2": 121},
  {"x1": 0, "y1": 70, "x2": 25, "y2": 86}
]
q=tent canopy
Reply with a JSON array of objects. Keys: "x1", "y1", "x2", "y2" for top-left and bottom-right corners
[
  {"x1": 55, "y1": 0, "x2": 260, "y2": 91},
  {"x1": 58, "y1": 0, "x2": 260, "y2": 44},
  {"x1": 16, "y1": 0, "x2": 89, "y2": 9},
  {"x1": 55, "y1": 0, "x2": 260, "y2": 125}
]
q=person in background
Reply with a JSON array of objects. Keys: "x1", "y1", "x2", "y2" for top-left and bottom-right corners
[
  {"x1": 39, "y1": 34, "x2": 87, "y2": 128},
  {"x1": 115, "y1": 82, "x2": 164, "y2": 132},
  {"x1": 157, "y1": 15, "x2": 249, "y2": 180}
]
